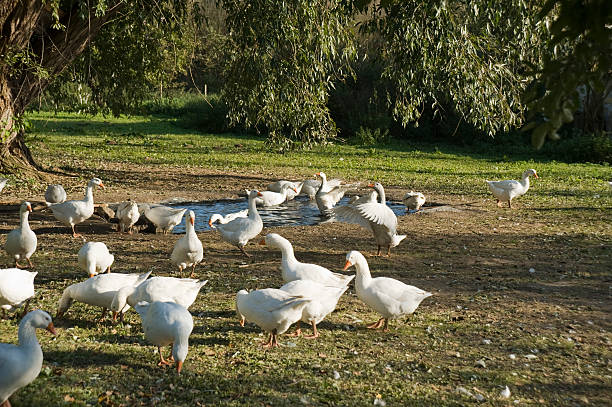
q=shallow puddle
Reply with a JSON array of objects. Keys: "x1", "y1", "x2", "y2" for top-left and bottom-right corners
[{"x1": 170, "y1": 196, "x2": 408, "y2": 233}]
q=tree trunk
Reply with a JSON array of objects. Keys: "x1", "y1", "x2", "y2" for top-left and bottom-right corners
[
  {"x1": 0, "y1": 73, "x2": 39, "y2": 172},
  {"x1": 0, "y1": 0, "x2": 121, "y2": 173}
]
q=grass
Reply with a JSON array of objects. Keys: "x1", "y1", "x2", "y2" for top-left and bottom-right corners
[{"x1": 0, "y1": 110, "x2": 610, "y2": 406}]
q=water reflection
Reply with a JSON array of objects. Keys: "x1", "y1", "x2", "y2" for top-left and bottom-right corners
[{"x1": 170, "y1": 196, "x2": 407, "y2": 233}]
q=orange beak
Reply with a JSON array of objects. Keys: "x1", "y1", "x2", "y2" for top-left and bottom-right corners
[
  {"x1": 292, "y1": 187, "x2": 298, "y2": 193},
  {"x1": 208, "y1": 219, "x2": 213, "y2": 227},
  {"x1": 367, "y1": 183, "x2": 375, "y2": 188},
  {"x1": 315, "y1": 172, "x2": 321, "y2": 176},
  {"x1": 176, "y1": 360, "x2": 183, "y2": 374},
  {"x1": 240, "y1": 316, "x2": 245, "y2": 327},
  {"x1": 343, "y1": 260, "x2": 352, "y2": 271},
  {"x1": 99, "y1": 182, "x2": 105, "y2": 189},
  {"x1": 27, "y1": 204, "x2": 32, "y2": 212},
  {"x1": 257, "y1": 192, "x2": 263, "y2": 197},
  {"x1": 259, "y1": 238, "x2": 266, "y2": 245},
  {"x1": 534, "y1": 173, "x2": 539, "y2": 179},
  {"x1": 89, "y1": 273, "x2": 95, "y2": 278},
  {"x1": 190, "y1": 217, "x2": 194, "y2": 226},
  {"x1": 46, "y1": 322, "x2": 57, "y2": 335}
]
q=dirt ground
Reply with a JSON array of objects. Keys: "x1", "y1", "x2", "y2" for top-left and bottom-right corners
[{"x1": 1, "y1": 164, "x2": 610, "y2": 405}]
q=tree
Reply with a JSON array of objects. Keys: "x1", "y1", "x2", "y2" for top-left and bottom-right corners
[
  {"x1": 221, "y1": 0, "x2": 356, "y2": 150},
  {"x1": 0, "y1": 0, "x2": 196, "y2": 171},
  {"x1": 355, "y1": 0, "x2": 551, "y2": 137},
  {"x1": 524, "y1": 0, "x2": 612, "y2": 148}
]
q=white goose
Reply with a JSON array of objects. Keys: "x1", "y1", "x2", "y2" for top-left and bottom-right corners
[
  {"x1": 215, "y1": 190, "x2": 263, "y2": 257},
  {"x1": 110, "y1": 277, "x2": 207, "y2": 314},
  {"x1": 49, "y1": 177, "x2": 104, "y2": 237},
  {"x1": 315, "y1": 172, "x2": 350, "y2": 215},
  {"x1": 44, "y1": 184, "x2": 66, "y2": 204},
  {"x1": 279, "y1": 278, "x2": 353, "y2": 338},
  {"x1": 56, "y1": 270, "x2": 151, "y2": 323},
  {"x1": 116, "y1": 200, "x2": 140, "y2": 233},
  {"x1": 134, "y1": 301, "x2": 193, "y2": 374},
  {"x1": 0, "y1": 269, "x2": 36, "y2": 318},
  {"x1": 348, "y1": 190, "x2": 379, "y2": 205},
  {"x1": 486, "y1": 169, "x2": 539, "y2": 208},
  {"x1": 236, "y1": 288, "x2": 310, "y2": 348},
  {"x1": 331, "y1": 182, "x2": 406, "y2": 256},
  {"x1": 343, "y1": 250, "x2": 432, "y2": 331},
  {"x1": 144, "y1": 205, "x2": 187, "y2": 234},
  {"x1": 301, "y1": 177, "x2": 342, "y2": 200},
  {"x1": 5, "y1": 202, "x2": 37, "y2": 268},
  {"x1": 261, "y1": 233, "x2": 353, "y2": 287},
  {"x1": 208, "y1": 209, "x2": 248, "y2": 229},
  {"x1": 267, "y1": 181, "x2": 303, "y2": 201},
  {"x1": 0, "y1": 310, "x2": 56, "y2": 407},
  {"x1": 77, "y1": 242, "x2": 115, "y2": 278},
  {"x1": 246, "y1": 183, "x2": 297, "y2": 207},
  {"x1": 170, "y1": 211, "x2": 204, "y2": 278},
  {"x1": 402, "y1": 191, "x2": 426, "y2": 211}
]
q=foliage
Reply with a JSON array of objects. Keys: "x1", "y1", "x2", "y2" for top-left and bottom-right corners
[
  {"x1": 42, "y1": 1, "x2": 200, "y2": 116},
  {"x1": 353, "y1": 126, "x2": 390, "y2": 146},
  {"x1": 328, "y1": 44, "x2": 397, "y2": 139},
  {"x1": 524, "y1": 0, "x2": 612, "y2": 149},
  {"x1": 356, "y1": 0, "x2": 551, "y2": 137},
  {"x1": 142, "y1": 93, "x2": 231, "y2": 133},
  {"x1": 221, "y1": 0, "x2": 356, "y2": 150},
  {"x1": 540, "y1": 128, "x2": 612, "y2": 163}
]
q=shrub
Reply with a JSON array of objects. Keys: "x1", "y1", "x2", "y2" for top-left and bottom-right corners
[{"x1": 141, "y1": 93, "x2": 231, "y2": 133}]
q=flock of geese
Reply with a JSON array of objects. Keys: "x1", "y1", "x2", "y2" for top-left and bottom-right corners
[{"x1": 0, "y1": 169, "x2": 539, "y2": 406}]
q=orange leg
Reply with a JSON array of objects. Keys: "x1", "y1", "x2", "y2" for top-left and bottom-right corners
[
  {"x1": 239, "y1": 246, "x2": 251, "y2": 257},
  {"x1": 262, "y1": 331, "x2": 279, "y2": 348},
  {"x1": 287, "y1": 321, "x2": 302, "y2": 337},
  {"x1": 26, "y1": 258, "x2": 34, "y2": 268},
  {"x1": 303, "y1": 321, "x2": 319, "y2": 339},
  {"x1": 97, "y1": 308, "x2": 108, "y2": 323},
  {"x1": 367, "y1": 318, "x2": 385, "y2": 329},
  {"x1": 71, "y1": 225, "x2": 82, "y2": 238},
  {"x1": 158, "y1": 346, "x2": 171, "y2": 366}
]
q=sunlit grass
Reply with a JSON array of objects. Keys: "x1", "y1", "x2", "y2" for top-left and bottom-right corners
[{"x1": 0, "y1": 111, "x2": 608, "y2": 406}]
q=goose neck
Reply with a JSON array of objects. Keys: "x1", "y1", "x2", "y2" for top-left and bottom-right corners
[
  {"x1": 521, "y1": 176, "x2": 530, "y2": 189},
  {"x1": 375, "y1": 185, "x2": 386, "y2": 203},
  {"x1": 354, "y1": 259, "x2": 372, "y2": 288},
  {"x1": 18, "y1": 318, "x2": 40, "y2": 347},
  {"x1": 248, "y1": 195, "x2": 260, "y2": 219},
  {"x1": 20, "y1": 209, "x2": 31, "y2": 230},
  {"x1": 186, "y1": 219, "x2": 196, "y2": 236},
  {"x1": 84, "y1": 185, "x2": 94, "y2": 202},
  {"x1": 278, "y1": 241, "x2": 297, "y2": 264}
]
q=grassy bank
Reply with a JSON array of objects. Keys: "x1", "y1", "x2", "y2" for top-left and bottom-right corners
[{"x1": 0, "y1": 111, "x2": 609, "y2": 406}]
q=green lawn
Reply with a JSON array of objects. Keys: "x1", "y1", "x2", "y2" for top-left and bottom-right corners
[{"x1": 0, "y1": 111, "x2": 609, "y2": 406}]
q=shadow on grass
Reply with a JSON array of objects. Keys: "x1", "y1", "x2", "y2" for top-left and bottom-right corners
[{"x1": 47, "y1": 348, "x2": 132, "y2": 367}]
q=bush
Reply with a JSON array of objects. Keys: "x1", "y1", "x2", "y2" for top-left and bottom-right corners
[
  {"x1": 541, "y1": 129, "x2": 612, "y2": 164},
  {"x1": 36, "y1": 81, "x2": 95, "y2": 114},
  {"x1": 329, "y1": 57, "x2": 396, "y2": 139},
  {"x1": 352, "y1": 126, "x2": 390, "y2": 146},
  {"x1": 141, "y1": 93, "x2": 231, "y2": 133}
]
